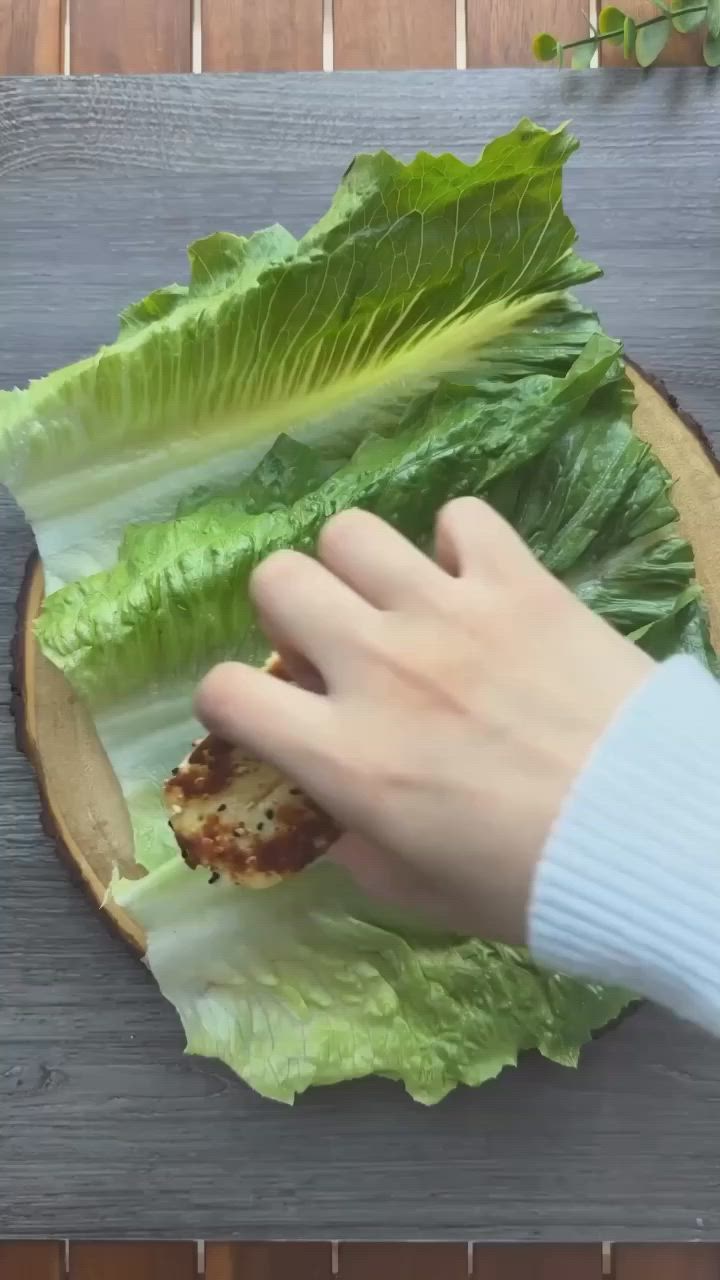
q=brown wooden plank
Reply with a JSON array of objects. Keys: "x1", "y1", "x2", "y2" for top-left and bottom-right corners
[
  {"x1": 473, "y1": 1245, "x2": 604, "y2": 1278},
  {"x1": 334, "y1": 0, "x2": 456, "y2": 69},
  {"x1": 69, "y1": 0, "x2": 192, "y2": 72},
  {"x1": 340, "y1": 1243, "x2": 469, "y2": 1279},
  {"x1": 614, "y1": 1245, "x2": 720, "y2": 1278},
  {"x1": 0, "y1": 0, "x2": 61, "y2": 73},
  {"x1": 68, "y1": 1242, "x2": 197, "y2": 1280},
  {"x1": 467, "y1": 0, "x2": 589, "y2": 66},
  {"x1": 202, "y1": 0, "x2": 322, "y2": 70},
  {"x1": 205, "y1": 1242, "x2": 333, "y2": 1279},
  {"x1": 0, "y1": 1243, "x2": 64, "y2": 1280},
  {"x1": 601, "y1": 1, "x2": 705, "y2": 65}
]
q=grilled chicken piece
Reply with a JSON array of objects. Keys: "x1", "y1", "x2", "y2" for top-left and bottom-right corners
[{"x1": 164, "y1": 656, "x2": 338, "y2": 888}]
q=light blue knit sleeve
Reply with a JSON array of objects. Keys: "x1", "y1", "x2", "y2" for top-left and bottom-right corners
[{"x1": 529, "y1": 655, "x2": 720, "y2": 1032}]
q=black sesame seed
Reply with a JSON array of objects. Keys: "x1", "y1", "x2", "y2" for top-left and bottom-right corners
[
  {"x1": 217, "y1": 803, "x2": 227, "y2": 812},
  {"x1": 171, "y1": 767, "x2": 178, "y2": 776},
  {"x1": 208, "y1": 871, "x2": 220, "y2": 885},
  {"x1": 265, "y1": 808, "x2": 274, "y2": 820},
  {"x1": 289, "y1": 787, "x2": 301, "y2": 795},
  {"x1": 257, "y1": 822, "x2": 264, "y2": 832}
]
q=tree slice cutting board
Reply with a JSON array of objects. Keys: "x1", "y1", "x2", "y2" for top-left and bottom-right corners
[{"x1": 13, "y1": 365, "x2": 720, "y2": 957}]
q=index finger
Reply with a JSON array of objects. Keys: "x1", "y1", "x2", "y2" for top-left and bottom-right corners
[
  {"x1": 195, "y1": 660, "x2": 333, "y2": 790},
  {"x1": 251, "y1": 548, "x2": 378, "y2": 683}
]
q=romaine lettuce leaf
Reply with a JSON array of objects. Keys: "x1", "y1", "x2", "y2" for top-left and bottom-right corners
[
  {"x1": 2, "y1": 120, "x2": 715, "y2": 1104},
  {"x1": 105, "y1": 325, "x2": 708, "y2": 1096},
  {"x1": 50, "y1": 338, "x2": 709, "y2": 1104},
  {"x1": 115, "y1": 859, "x2": 629, "y2": 1105},
  {"x1": 0, "y1": 120, "x2": 594, "y2": 590},
  {"x1": 37, "y1": 335, "x2": 623, "y2": 705}
]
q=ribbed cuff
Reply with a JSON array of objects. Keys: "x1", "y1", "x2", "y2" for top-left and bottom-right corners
[{"x1": 530, "y1": 655, "x2": 720, "y2": 1030}]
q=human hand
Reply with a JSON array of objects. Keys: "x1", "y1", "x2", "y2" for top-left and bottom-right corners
[{"x1": 196, "y1": 500, "x2": 653, "y2": 943}]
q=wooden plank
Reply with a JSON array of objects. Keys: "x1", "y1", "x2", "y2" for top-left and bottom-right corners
[
  {"x1": 68, "y1": 1242, "x2": 197, "y2": 1279},
  {"x1": 0, "y1": 0, "x2": 61, "y2": 73},
  {"x1": 614, "y1": 1245, "x2": 720, "y2": 1278},
  {"x1": 467, "y1": 0, "x2": 589, "y2": 66},
  {"x1": 69, "y1": 0, "x2": 192, "y2": 72},
  {"x1": 334, "y1": 0, "x2": 456, "y2": 68},
  {"x1": 202, "y1": 0, "x2": 322, "y2": 70},
  {"x1": 0, "y1": 1243, "x2": 64, "y2": 1280},
  {"x1": 474, "y1": 1245, "x2": 604, "y2": 1277},
  {"x1": 205, "y1": 1243, "x2": 332, "y2": 1278},
  {"x1": 601, "y1": 2, "x2": 705, "y2": 65},
  {"x1": 1, "y1": 73, "x2": 719, "y2": 1242},
  {"x1": 339, "y1": 1243, "x2": 468, "y2": 1278}
]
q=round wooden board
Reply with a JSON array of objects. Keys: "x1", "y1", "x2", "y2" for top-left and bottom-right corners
[
  {"x1": 13, "y1": 366, "x2": 720, "y2": 958},
  {"x1": 14, "y1": 563, "x2": 146, "y2": 955}
]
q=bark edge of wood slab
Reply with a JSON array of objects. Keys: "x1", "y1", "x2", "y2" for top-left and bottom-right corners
[
  {"x1": 12, "y1": 556, "x2": 146, "y2": 955},
  {"x1": 11, "y1": 364, "x2": 720, "y2": 960}
]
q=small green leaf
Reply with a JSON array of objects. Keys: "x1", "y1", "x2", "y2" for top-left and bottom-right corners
[
  {"x1": 623, "y1": 15, "x2": 637, "y2": 55},
  {"x1": 598, "y1": 5, "x2": 627, "y2": 41},
  {"x1": 572, "y1": 38, "x2": 598, "y2": 66},
  {"x1": 533, "y1": 31, "x2": 559, "y2": 60},
  {"x1": 635, "y1": 17, "x2": 672, "y2": 62},
  {"x1": 671, "y1": 0, "x2": 707, "y2": 31},
  {"x1": 708, "y1": 0, "x2": 720, "y2": 36},
  {"x1": 704, "y1": 27, "x2": 720, "y2": 59}
]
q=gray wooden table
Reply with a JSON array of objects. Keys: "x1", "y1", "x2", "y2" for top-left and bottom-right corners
[{"x1": 1, "y1": 71, "x2": 719, "y2": 1243}]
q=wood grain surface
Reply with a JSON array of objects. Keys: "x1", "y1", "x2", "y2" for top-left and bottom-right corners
[
  {"x1": 0, "y1": 0, "x2": 61, "y2": 73},
  {"x1": 68, "y1": 1241, "x2": 198, "y2": 1279},
  {"x1": 202, "y1": 0, "x2": 323, "y2": 71},
  {"x1": 17, "y1": 561, "x2": 145, "y2": 954},
  {"x1": 338, "y1": 1243, "x2": 470, "y2": 1278},
  {"x1": 613, "y1": 1245, "x2": 720, "y2": 1278},
  {"x1": 70, "y1": 0, "x2": 192, "y2": 73},
  {"x1": 2, "y1": 1242, "x2": 717, "y2": 1275},
  {"x1": 472, "y1": 1245, "x2": 604, "y2": 1277},
  {"x1": 0, "y1": 72, "x2": 719, "y2": 1243},
  {"x1": 466, "y1": 0, "x2": 589, "y2": 66},
  {"x1": 333, "y1": 0, "x2": 456, "y2": 69},
  {"x1": 0, "y1": 1242, "x2": 64, "y2": 1279},
  {"x1": 205, "y1": 1243, "x2": 334, "y2": 1279}
]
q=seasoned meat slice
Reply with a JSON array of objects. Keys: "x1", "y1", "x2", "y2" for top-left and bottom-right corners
[{"x1": 165, "y1": 656, "x2": 338, "y2": 887}]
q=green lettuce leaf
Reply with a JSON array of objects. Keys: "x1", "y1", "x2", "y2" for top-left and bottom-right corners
[
  {"x1": 53, "y1": 340, "x2": 711, "y2": 1102},
  {"x1": 175, "y1": 433, "x2": 343, "y2": 520},
  {"x1": 0, "y1": 120, "x2": 593, "y2": 590},
  {"x1": 118, "y1": 283, "x2": 189, "y2": 337},
  {"x1": 114, "y1": 859, "x2": 629, "y2": 1104},
  {"x1": 38, "y1": 335, "x2": 623, "y2": 705},
  {"x1": 3, "y1": 120, "x2": 716, "y2": 1104}
]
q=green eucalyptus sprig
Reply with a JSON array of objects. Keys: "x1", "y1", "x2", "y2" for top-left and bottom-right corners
[{"x1": 533, "y1": 0, "x2": 720, "y2": 67}]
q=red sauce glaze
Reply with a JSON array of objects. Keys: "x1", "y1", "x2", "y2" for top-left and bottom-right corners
[
  {"x1": 256, "y1": 806, "x2": 340, "y2": 875},
  {"x1": 175, "y1": 804, "x2": 339, "y2": 880},
  {"x1": 166, "y1": 655, "x2": 338, "y2": 883},
  {"x1": 171, "y1": 735, "x2": 237, "y2": 799}
]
